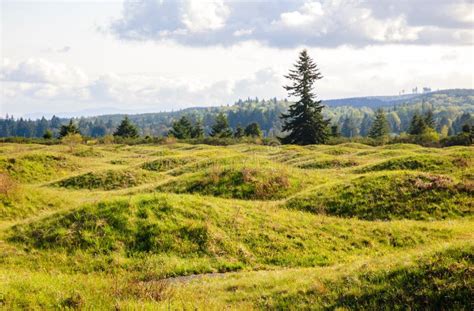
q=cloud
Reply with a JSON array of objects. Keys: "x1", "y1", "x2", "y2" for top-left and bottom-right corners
[
  {"x1": 1, "y1": 58, "x2": 285, "y2": 115},
  {"x1": 181, "y1": 0, "x2": 230, "y2": 32},
  {"x1": 1, "y1": 58, "x2": 88, "y2": 85},
  {"x1": 109, "y1": 0, "x2": 473, "y2": 47}
]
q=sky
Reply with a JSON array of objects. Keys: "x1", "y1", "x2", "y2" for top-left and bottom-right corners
[{"x1": 1, "y1": 0, "x2": 473, "y2": 118}]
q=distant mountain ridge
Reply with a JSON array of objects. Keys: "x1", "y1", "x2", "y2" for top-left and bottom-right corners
[
  {"x1": 324, "y1": 89, "x2": 473, "y2": 108},
  {"x1": 24, "y1": 89, "x2": 473, "y2": 120}
]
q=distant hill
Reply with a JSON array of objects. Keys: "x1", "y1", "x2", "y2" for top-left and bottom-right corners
[{"x1": 324, "y1": 89, "x2": 474, "y2": 108}]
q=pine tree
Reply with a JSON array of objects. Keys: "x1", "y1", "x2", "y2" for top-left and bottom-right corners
[
  {"x1": 330, "y1": 124, "x2": 340, "y2": 137},
  {"x1": 59, "y1": 119, "x2": 81, "y2": 138},
  {"x1": 43, "y1": 129, "x2": 53, "y2": 139},
  {"x1": 409, "y1": 114, "x2": 427, "y2": 135},
  {"x1": 360, "y1": 114, "x2": 373, "y2": 137},
  {"x1": 280, "y1": 50, "x2": 329, "y2": 145},
  {"x1": 169, "y1": 116, "x2": 192, "y2": 139},
  {"x1": 341, "y1": 117, "x2": 358, "y2": 138},
  {"x1": 244, "y1": 122, "x2": 262, "y2": 137},
  {"x1": 113, "y1": 116, "x2": 139, "y2": 138},
  {"x1": 210, "y1": 113, "x2": 232, "y2": 138},
  {"x1": 234, "y1": 124, "x2": 244, "y2": 138},
  {"x1": 424, "y1": 110, "x2": 436, "y2": 129},
  {"x1": 368, "y1": 109, "x2": 389, "y2": 139},
  {"x1": 191, "y1": 120, "x2": 204, "y2": 138}
]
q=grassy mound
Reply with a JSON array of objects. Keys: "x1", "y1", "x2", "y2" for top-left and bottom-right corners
[
  {"x1": 261, "y1": 245, "x2": 473, "y2": 310},
  {"x1": 357, "y1": 155, "x2": 457, "y2": 173},
  {"x1": 8, "y1": 194, "x2": 454, "y2": 269},
  {"x1": 167, "y1": 155, "x2": 247, "y2": 176},
  {"x1": 0, "y1": 153, "x2": 75, "y2": 183},
  {"x1": 1, "y1": 185, "x2": 69, "y2": 220},
  {"x1": 322, "y1": 146, "x2": 356, "y2": 155},
  {"x1": 298, "y1": 159, "x2": 358, "y2": 169},
  {"x1": 141, "y1": 156, "x2": 193, "y2": 172},
  {"x1": 287, "y1": 172, "x2": 473, "y2": 220},
  {"x1": 72, "y1": 147, "x2": 103, "y2": 158},
  {"x1": 157, "y1": 165, "x2": 298, "y2": 200},
  {"x1": 8, "y1": 198, "x2": 211, "y2": 256},
  {"x1": 54, "y1": 169, "x2": 148, "y2": 190}
]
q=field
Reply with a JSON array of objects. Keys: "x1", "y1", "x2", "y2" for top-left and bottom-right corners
[{"x1": 0, "y1": 142, "x2": 473, "y2": 309}]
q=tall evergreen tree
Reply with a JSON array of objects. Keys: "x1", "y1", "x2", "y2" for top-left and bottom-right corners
[
  {"x1": 330, "y1": 124, "x2": 340, "y2": 137},
  {"x1": 191, "y1": 120, "x2": 204, "y2": 138},
  {"x1": 409, "y1": 114, "x2": 427, "y2": 135},
  {"x1": 210, "y1": 113, "x2": 232, "y2": 138},
  {"x1": 43, "y1": 129, "x2": 53, "y2": 139},
  {"x1": 341, "y1": 116, "x2": 358, "y2": 138},
  {"x1": 169, "y1": 116, "x2": 192, "y2": 139},
  {"x1": 244, "y1": 122, "x2": 262, "y2": 137},
  {"x1": 234, "y1": 124, "x2": 244, "y2": 138},
  {"x1": 50, "y1": 115, "x2": 61, "y2": 129},
  {"x1": 424, "y1": 110, "x2": 436, "y2": 129},
  {"x1": 359, "y1": 113, "x2": 373, "y2": 137},
  {"x1": 35, "y1": 117, "x2": 49, "y2": 137},
  {"x1": 113, "y1": 116, "x2": 139, "y2": 138},
  {"x1": 59, "y1": 119, "x2": 81, "y2": 138},
  {"x1": 280, "y1": 50, "x2": 329, "y2": 145},
  {"x1": 368, "y1": 109, "x2": 389, "y2": 139}
]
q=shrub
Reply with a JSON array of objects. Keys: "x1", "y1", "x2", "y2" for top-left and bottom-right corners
[
  {"x1": 0, "y1": 173, "x2": 17, "y2": 197},
  {"x1": 441, "y1": 133, "x2": 472, "y2": 147},
  {"x1": 62, "y1": 133, "x2": 83, "y2": 152}
]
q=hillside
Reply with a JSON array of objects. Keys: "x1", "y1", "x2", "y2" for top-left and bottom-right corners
[
  {"x1": 0, "y1": 142, "x2": 472, "y2": 309},
  {"x1": 2, "y1": 89, "x2": 473, "y2": 138}
]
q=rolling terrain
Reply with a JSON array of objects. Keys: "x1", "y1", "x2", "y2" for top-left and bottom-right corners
[{"x1": 0, "y1": 142, "x2": 473, "y2": 309}]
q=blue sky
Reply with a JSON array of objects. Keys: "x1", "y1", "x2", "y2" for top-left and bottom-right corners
[{"x1": 1, "y1": 0, "x2": 473, "y2": 117}]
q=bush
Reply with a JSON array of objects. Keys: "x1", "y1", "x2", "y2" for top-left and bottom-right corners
[
  {"x1": 62, "y1": 133, "x2": 83, "y2": 152},
  {"x1": 0, "y1": 173, "x2": 17, "y2": 197},
  {"x1": 441, "y1": 133, "x2": 472, "y2": 147}
]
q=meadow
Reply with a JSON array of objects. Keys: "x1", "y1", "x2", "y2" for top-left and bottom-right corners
[{"x1": 0, "y1": 141, "x2": 472, "y2": 309}]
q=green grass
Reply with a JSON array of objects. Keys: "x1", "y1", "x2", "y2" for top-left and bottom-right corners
[
  {"x1": 287, "y1": 171, "x2": 473, "y2": 220},
  {"x1": 0, "y1": 142, "x2": 472, "y2": 309},
  {"x1": 0, "y1": 152, "x2": 77, "y2": 183},
  {"x1": 156, "y1": 160, "x2": 308, "y2": 200},
  {"x1": 53, "y1": 169, "x2": 152, "y2": 190},
  {"x1": 256, "y1": 244, "x2": 474, "y2": 310},
  {"x1": 356, "y1": 154, "x2": 462, "y2": 173}
]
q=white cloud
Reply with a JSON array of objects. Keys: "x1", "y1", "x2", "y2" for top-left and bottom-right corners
[
  {"x1": 1, "y1": 57, "x2": 285, "y2": 115},
  {"x1": 280, "y1": 1, "x2": 324, "y2": 27},
  {"x1": 181, "y1": 0, "x2": 230, "y2": 32},
  {"x1": 1, "y1": 58, "x2": 88, "y2": 85},
  {"x1": 110, "y1": 0, "x2": 473, "y2": 47}
]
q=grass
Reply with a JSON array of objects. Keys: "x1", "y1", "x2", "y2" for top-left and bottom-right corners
[
  {"x1": 53, "y1": 169, "x2": 152, "y2": 190},
  {"x1": 0, "y1": 142, "x2": 472, "y2": 309},
  {"x1": 287, "y1": 171, "x2": 473, "y2": 220}
]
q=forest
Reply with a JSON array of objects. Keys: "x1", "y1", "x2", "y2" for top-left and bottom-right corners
[{"x1": 1, "y1": 89, "x2": 473, "y2": 140}]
